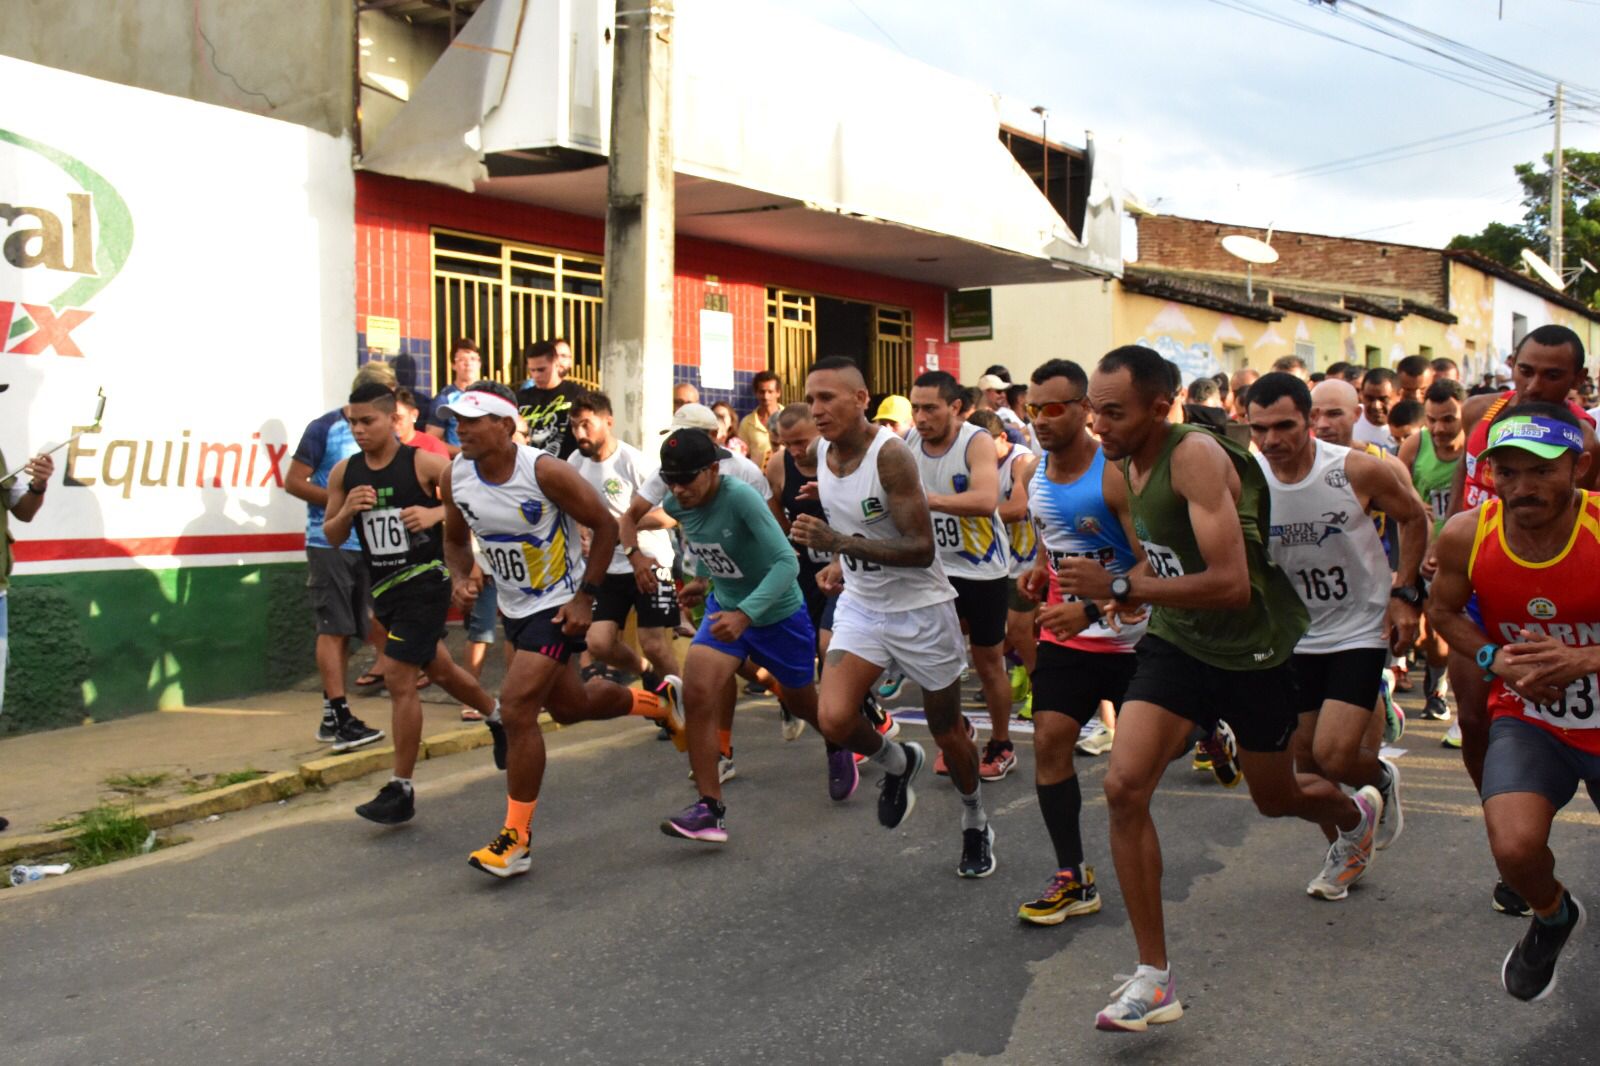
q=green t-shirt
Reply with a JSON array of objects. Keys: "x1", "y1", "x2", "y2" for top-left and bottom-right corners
[
  {"x1": 1124, "y1": 424, "x2": 1308, "y2": 670},
  {"x1": 1411, "y1": 430, "x2": 1460, "y2": 537},
  {"x1": 663, "y1": 475, "x2": 802, "y2": 627}
]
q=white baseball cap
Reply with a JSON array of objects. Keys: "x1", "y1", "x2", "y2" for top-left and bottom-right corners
[
  {"x1": 439, "y1": 390, "x2": 520, "y2": 420},
  {"x1": 665, "y1": 402, "x2": 720, "y2": 432},
  {"x1": 976, "y1": 374, "x2": 1010, "y2": 391}
]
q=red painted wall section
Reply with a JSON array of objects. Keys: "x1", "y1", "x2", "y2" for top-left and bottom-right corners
[{"x1": 355, "y1": 173, "x2": 961, "y2": 391}]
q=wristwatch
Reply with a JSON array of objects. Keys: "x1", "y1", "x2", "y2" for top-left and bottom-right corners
[
  {"x1": 1110, "y1": 576, "x2": 1132, "y2": 604},
  {"x1": 1082, "y1": 601, "x2": 1104, "y2": 626},
  {"x1": 1390, "y1": 585, "x2": 1422, "y2": 608},
  {"x1": 1476, "y1": 642, "x2": 1500, "y2": 681},
  {"x1": 26, "y1": 482, "x2": 46, "y2": 495},
  {"x1": 578, "y1": 580, "x2": 602, "y2": 598},
  {"x1": 622, "y1": 545, "x2": 639, "y2": 559}
]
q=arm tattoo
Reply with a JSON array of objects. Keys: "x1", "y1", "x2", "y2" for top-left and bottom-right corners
[{"x1": 832, "y1": 440, "x2": 935, "y2": 568}]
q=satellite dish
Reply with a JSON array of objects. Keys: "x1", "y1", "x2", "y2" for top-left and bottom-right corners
[
  {"x1": 1520, "y1": 247, "x2": 1566, "y2": 291},
  {"x1": 1581, "y1": 258, "x2": 1598, "y2": 275},
  {"x1": 1221, "y1": 234, "x2": 1280, "y2": 265}
]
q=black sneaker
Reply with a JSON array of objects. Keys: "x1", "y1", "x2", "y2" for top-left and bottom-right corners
[
  {"x1": 1502, "y1": 891, "x2": 1585, "y2": 1000},
  {"x1": 957, "y1": 824, "x2": 997, "y2": 878},
  {"x1": 486, "y1": 717, "x2": 507, "y2": 770},
  {"x1": 331, "y1": 716, "x2": 384, "y2": 753},
  {"x1": 355, "y1": 781, "x2": 415, "y2": 825},
  {"x1": 1494, "y1": 879, "x2": 1534, "y2": 917},
  {"x1": 859, "y1": 692, "x2": 888, "y2": 729},
  {"x1": 877, "y1": 741, "x2": 925, "y2": 829},
  {"x1": 317, "y1": 716, "x2": 339, "y2": 744}
]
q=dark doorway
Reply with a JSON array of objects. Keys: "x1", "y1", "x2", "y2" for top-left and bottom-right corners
[{"x1": 815, "y1": 296, "x2": 873, "y2": 383}]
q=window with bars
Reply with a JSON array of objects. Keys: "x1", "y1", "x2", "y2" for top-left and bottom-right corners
[{"x1": 431, "y1": 228, "x2": 605, "y2": 391}]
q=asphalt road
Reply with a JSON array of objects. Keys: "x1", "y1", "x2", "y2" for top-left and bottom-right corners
[{"x1": 6, "y1": 701, "x2": 1600, "y2": 1066}]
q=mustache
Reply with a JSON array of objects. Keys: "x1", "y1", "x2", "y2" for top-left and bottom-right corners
[{"x1": 1507, "y1": 496, "x2": 1544, "y2": 509}]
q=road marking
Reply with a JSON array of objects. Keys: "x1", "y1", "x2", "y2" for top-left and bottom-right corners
[{"x1": 158, "y1": 707, "x2": 292, "y2": 717}]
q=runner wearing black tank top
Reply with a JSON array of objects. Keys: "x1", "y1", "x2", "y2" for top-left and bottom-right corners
[{"x1": 326, "y1": 383, "x2": 499, "y2": 826}]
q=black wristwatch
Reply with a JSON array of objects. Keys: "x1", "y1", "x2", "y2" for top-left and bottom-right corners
[
  {"x1": 1110, "y1": 576, "x2": 1132, "y2": 604},
  {"x1": 1390, "y1": 585, "x2": 1423, "y2": 608},
  {"x1": 578, "y1": 580, "x2": 602, "y2": 598},
  {"x1": 26, "y1": 482, "x2": 46, "y2": 495},
  {"x1": 1082, "y1": 601, "x2": 1104, "y2": 625}
]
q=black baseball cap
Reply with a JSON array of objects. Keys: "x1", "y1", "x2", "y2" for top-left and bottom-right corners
[
  {"x1": 0, "y1": 383, "x2": 9, "y2": 392},
  {"x1": 659, "y1": 428, "x2": 727, "y2": 476}
]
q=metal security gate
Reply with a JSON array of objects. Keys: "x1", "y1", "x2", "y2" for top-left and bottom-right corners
[
  {"x1": 432, "y1": 229, "x2": 605, "y2": 391},
  {"x1": 873, "y1": 306, "x2": 913, "y2": 397},
  {"x1": 766, "y1": 288, "x2": 816, "y2": 403}
]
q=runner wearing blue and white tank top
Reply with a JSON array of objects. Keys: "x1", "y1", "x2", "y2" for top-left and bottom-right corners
[{"x1": 792, "y1": 359, "x2": 992, "y2": 878}]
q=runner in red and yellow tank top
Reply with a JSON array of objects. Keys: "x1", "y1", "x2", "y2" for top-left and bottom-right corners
[{"x1": 1429, "y1": 403, "x2": 1600, "y2": 1000}]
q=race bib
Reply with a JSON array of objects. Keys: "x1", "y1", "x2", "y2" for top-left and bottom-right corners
[
  {"x1": 1521, "y1": 674, "x2": 1600, "y2": 729},
  {"x1": 1140, "y1": 540, "x2": 1187, "y2": 580},
  {"x1": 361, "y1": 509, "x2": 409, "y2": 557},
  {"x1": 1048, "y1": 547, "x2": 1115, "y2": 604},
  {"x1": 692, "y1": 542, "x2": 744, "y2": 579}
]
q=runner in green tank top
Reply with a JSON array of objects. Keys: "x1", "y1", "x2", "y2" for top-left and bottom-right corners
[
  {"x1": 1056, "y1": 346, "x2": 1381, "y2": 1035},
  {"x1": 1401, "y1": 378, "x2": 1468, "y2": 721}
]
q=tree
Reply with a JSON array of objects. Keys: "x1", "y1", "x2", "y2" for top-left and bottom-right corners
[{"x1": 1448, "y1": 148, "x2": 1600, "y2": 307}]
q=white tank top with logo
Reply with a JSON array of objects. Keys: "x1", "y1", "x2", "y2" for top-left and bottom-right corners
[
  {"x1": 817, "y1": 428, "x2": 955, "y2": 612},
  {"x1": 998, "y1": 447, "x2": 1038, "y2": 578},
  {"x1": 1257, "y1": 438, "x2": 1390, "y2": 654},
  {"x1": 451, "y1": 446, "x2": 582, "y2": 619},
  {"x1": 911, "y1": 420, "x2": 1008, "y2": 582}
]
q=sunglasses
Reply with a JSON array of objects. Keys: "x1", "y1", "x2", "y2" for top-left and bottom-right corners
[
  {"x1": 1025, "y1": 398, "x2": 1083, "y2": 420},
  {"x1": 661, "y1": 466, "x2": 710, "y2": 486}
]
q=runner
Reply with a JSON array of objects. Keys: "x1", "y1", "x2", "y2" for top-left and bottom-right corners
[
  {"x1": 907, "y1": 371, "x2": 1018, "y2": 781},
  {"x1": 1428, "y1": 403, "x2": 1598, "y2": 999},
  {"x1": 439, "y1": 383, "x2": 683, "y2": 879},
  {"x1": 566, "y1": 391, "x2": 682, "y2": 690},
  {"x1": 1066, "y1": 346, "x2": 1380, "y2": 1031},
  {"x1": 1444, "y1": 326, "x2": 1599, "y2": 777},
  {"x1": 789, "y1": 356, "x2": 993, "y2": 878},
  {"x1": 1249, "y1": 372, "x2": 1426, "y2": 897},
  {"x1": 1014, "y1": 359, "x2": 1142, "y2": 926},
  {"x1": 654, "y1": 429, "x2": 824, "y2": 843},
  {"x1": 1402, "y1": 379, "x2": 1467, "y2": 722},
  {"x1": 323, "y1": 383, "x2": 500, "y2": 824},
  {"x1": 970, "y1": 411, "x2": 1041, "y2": 723}
]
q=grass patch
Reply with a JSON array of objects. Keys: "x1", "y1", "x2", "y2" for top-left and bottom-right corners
[
  {"x1": 182, "y1": 768, "x2": 266, "y2": 794},
  {"x1": 104, "y1": 771, "x2": 170, "y2": 792},
  {"x1": 65, "y1": 804, "x2": 153, "y2": 868}
]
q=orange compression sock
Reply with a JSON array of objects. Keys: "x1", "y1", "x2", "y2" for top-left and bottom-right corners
[
  {"x1": 631, "y1": 688, "x2": 663, "y2": 717},
  {"x1": 505, "y1": 798, "x2": 537, "y2": 836}
]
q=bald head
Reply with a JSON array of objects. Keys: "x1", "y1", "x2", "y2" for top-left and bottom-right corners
[{"x1": 1310, "y1": 378, "x2": 1361, "y2": 446}]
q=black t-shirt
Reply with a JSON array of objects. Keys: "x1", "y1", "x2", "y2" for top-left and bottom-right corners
[{"x1": 515, "y1": 379, "x2": 585, "y2": 459}]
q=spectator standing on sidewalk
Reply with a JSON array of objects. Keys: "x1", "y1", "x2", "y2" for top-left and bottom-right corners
[
  {"x1": 738, "y1": 371, "x2": 784, "y2": 468},
  {"x1": 427, "y1": 338, "x2": 480, "y2": 457},
  {"x1": 397, "y1": 388, "x2": 451, "y2": 458},
  {"x1": 517, "y1": 339, "x2": 585, "y2": 459}
]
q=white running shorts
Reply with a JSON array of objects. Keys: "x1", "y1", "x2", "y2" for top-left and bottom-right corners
[{"x1": 829, "y1": 594, "x2": 965, "y2": 692}]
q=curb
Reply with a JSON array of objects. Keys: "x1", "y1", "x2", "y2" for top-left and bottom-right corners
[{"x1": 1, "y1": 721, "x2": 512, "y2": 865}]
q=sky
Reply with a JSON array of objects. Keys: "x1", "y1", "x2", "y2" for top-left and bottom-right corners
[{"x1": 759, "y1": 0, "x2": 1600, "y2": 251}]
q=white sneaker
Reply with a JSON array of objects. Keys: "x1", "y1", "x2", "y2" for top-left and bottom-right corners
[
  {"x1": 1307, "y1": 785, "x2": 1382, "y2": 901},
  {"x1": 1442, "y1": 721, "x2": 1463, "y2": 749},
  {"x1": 1374, "y1": 757, "x2": 1403, "y2": 851},
  {"x1": 1076, "y1": 719, "x2": 1115, "y2": 756},
  {"x1": 780, "y1": 705, "x2": 806, "y2": 742},
  {"x1": 1094, "y1": 964, "x2": 1183, "y2": 1032}
]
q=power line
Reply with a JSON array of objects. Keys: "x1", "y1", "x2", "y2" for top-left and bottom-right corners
[
  {"x1": 843, "y1": 0, "x2": 907, "y2": 55},
  {"x1": 1273, "y1": 111, "x2": 1548, "y2": 179}
]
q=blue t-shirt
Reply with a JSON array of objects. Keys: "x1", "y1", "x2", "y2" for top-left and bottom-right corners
[
  {"x1": 432, "y1": 384, "x2": 463, "y2": 448},
  {"x1": 292, "y1": 409, "x2": 360, "y2": 551}
]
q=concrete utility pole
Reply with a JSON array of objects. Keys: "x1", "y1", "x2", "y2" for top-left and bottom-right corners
[
  {"x1": 600, "y1": 0, "x2": 675, "y2": 446},
  {"x1": 1552, "y1": 82, "x2": 1564, "y2": 277}
]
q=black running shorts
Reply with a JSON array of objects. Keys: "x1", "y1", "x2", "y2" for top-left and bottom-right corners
[
  {"x1": 592, "y1": 570, "x2": 679, "y2": 629},
  {"x1": 372, "y1": 573, "x2": 450, "y2": 667},
  {"x1": 503, "y1": 603, "x2": 588, "y2": 663},
  {"x1": 948, "y1": 575, "x2": 1009, "y2": 647},
  {"x1": 1121, "y1": 633, "x2": 1299, "y2": 753},
  {"x1": 1031, "y1": 642, "x2": 1137, "y2": 725},
  {"x1": 1289, "y1": 647, "x2": 1388, "y2": 716}
]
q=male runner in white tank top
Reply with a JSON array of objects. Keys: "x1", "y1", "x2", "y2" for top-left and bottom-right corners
[
  {"x1": 1249, "y1": 372, "x2": 1426, "y2": 899},
  {"x1": 789, "y1": 357, "x2": 995, "y2": 878},
  {"x1": 439, "y1": 383, "x2": 684, "y2": 880},
  {"x1": 907, "y1": 372, "x2": 1019, "y2": 782}
]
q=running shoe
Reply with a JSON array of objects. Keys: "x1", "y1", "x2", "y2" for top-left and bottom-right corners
[
  {"x1": 331, "y1": 716, "x2": 384, "y2": 753},
  {"x1": 1095, "y1": 966, "x2": 1183, "y2": 1032},
  {"x1": 1502, "y1": 891, "x2": 1585, "y2": 1001},
  {"x1": 744, "y1": 679, "x2": 767, "y2": 696},
  {"x1": 460, "y1": 706, "x2": 485, "y2": 722},
  {"x1": 1306, "y1": 785, "x2": 1382, "y2": 901},
  {"x1": 1494, "y1": 880, "x2": 1534, "y2": 917},
  {"x1": 355, "y1": 780, "x2": 415, "y2": 825},
  {"x1": 1018, "y1": 866, "x2": 1102, "y2": 926},
  {"x1": 1076, "y1": 720, "x2": 1115, "y2": 757},
  {"x1": 979, "y1": 739, "x2": 1018, "y2": 781},
  {"x1": 877, "y1": 672, "x2": 906, "y2": 700},
  {"x1": 316, "y1": 717, "x2": 338, "y2": 744},
  {"x1": 854, "y1": 698, "x2": 899, "y2": 763},
  {"x1": 934, "y1": 715, "x2": 977, "y2": 776},
  {"x1": 1197, "y1": 722, "x2": 1243, "y2": 789},
  {"x1": 659, "y1": 674, "x2": 687, "y2": 752},
  {"x1": 1421, "y1": 695, "x2": 1453, "y2": 721},
  {"x1": 780, "y1": 703, "x2": 806, "y2": 742},
  {"x1": 661, "y1": 800, "x2": 728, "y2": 844},
  {"x1": 827, "y1": 747, "x2": 859, "y2": 801},
  {"x1": 1018, "y1": 692, "x2": 1033, "y2": 721},
  {"x1": 486, "y1": 716, "x2": 507, "y2": 771},
  {"x1": 467, "y1": 826, "x2": 531, "y2": 879},
  {"x1": 1009, "y1": 665, "x2": 1031, "y2": 705},
  {"x1": 1375, "y1": 756, "x2": 1403, "y2": 851},
  {"x1": 957, "y1": 823, "x2": 997, "y2": 878},
  {"x1": 877, "y1": 741, "x2": 925, "y2": 829},
  {"x1": 1442, "y1": 721, "x2": 1463, "y2": 749}
]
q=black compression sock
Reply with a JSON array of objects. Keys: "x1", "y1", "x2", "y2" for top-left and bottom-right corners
[
  {"x1": 1037, "y1": 777, "x2": 1084, "y2": 871},
  {"x1": 325, "y1": 695, "x2": 351, "y2": 725}
]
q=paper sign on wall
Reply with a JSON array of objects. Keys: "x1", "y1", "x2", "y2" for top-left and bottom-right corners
[{"x1": 699, "y1": 309, "x2": 734, "y2": 390}]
